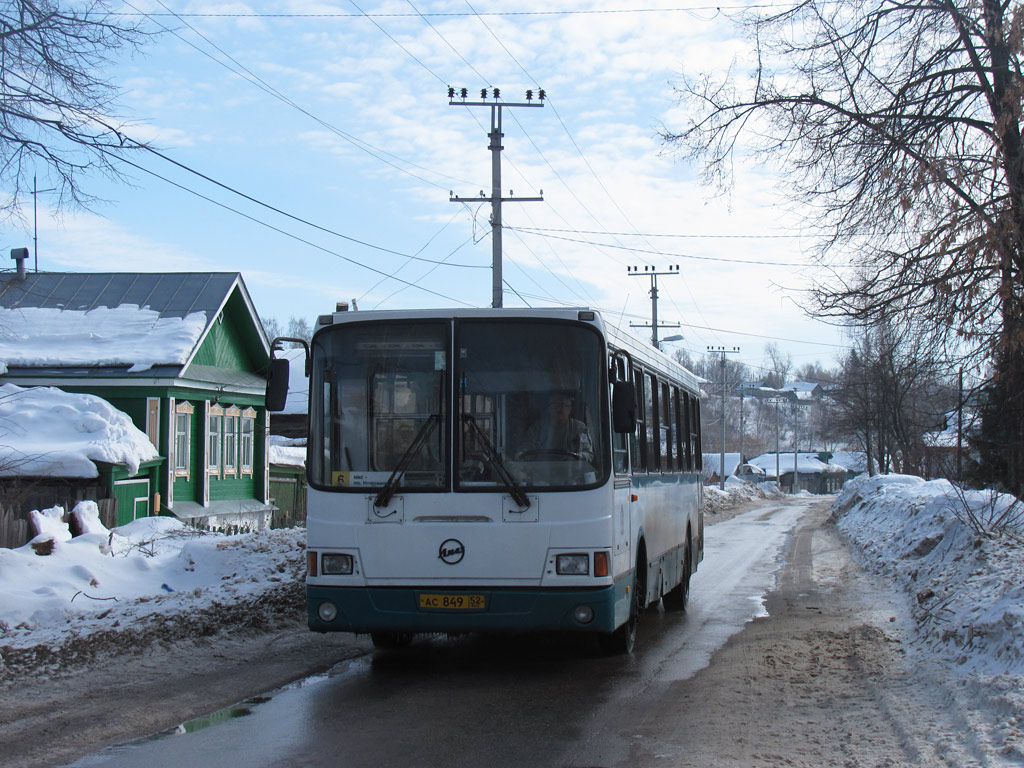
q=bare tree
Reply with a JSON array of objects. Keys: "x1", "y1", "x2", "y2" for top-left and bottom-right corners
[
  {"x1": 0, "y1": 0, "x2": 152, "y2": 220},
  {"x1": 664, "y1": 0, "x2": 1024, "y2": 492},
  {"x1": 762, "y1": 343, "x2": 792, "y2": 389},
  {"x1": 286, "y1": 316, "x2": 313, "y2": 345},
  {"x1": 832, "y1": 318, "x2": 955, "y2": 475}
]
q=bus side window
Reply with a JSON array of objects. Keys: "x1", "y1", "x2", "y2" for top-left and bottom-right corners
[
  {"x1": 691, "y1": 396, "x2": 702, "y2": 470},
  {"x1": 646, "y1": 372, "x2": 659, "y2": 472},
  {"x1": 632, "y1": 367, "x2": 646, "y2": 472},
  {"x1": 662, "y1": 382, "x2": 674, "y2": 472},
  {"x1": 682, "y1": 391, "x2": 693, "y2": 471},
  {"x1": 611, "y1": 356, "x2": 629, "y2": 474},
  {"x1": 668, "y1": 385, "x2": 680, "y2": 471}
]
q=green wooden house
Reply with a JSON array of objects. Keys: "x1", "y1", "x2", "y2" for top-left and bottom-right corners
[{"x1": 0, "y1": 269, "x2": 276, "y2": 530}]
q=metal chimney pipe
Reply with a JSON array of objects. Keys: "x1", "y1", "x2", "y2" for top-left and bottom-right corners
[{"x1": 10, "y1": 248, "x2": 29, "y2": 280}]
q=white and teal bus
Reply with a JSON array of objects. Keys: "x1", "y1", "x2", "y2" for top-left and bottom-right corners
[{"x1": 267, "y1": 307, "x2": 703, "y2": 653}]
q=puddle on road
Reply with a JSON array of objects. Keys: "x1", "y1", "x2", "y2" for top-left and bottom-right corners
[{"x1": 170, "y1": 696, "x2": 267, "y2": 734}]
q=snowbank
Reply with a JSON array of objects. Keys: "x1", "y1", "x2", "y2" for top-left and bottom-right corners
[
  {"x1": 0, "y1": 383, "x2": 159, "y2": 477},
  {"x1": 0, "y1": 506, "x2": 305, "y2": 678},
  {"x1": 704, "y1": 477, "x2": 785, "y2": 516},
  {"x1": 834, "y1": 474, "x2": 1024, "y2": 677}
]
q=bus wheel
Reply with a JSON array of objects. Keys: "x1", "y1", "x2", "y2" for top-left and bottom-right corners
[
  {"x1": 371, "y1": 631, "x2": 414, "y2": 649},
  {"x1": 662, "y1": 540, "x2": 691, "y2": 612},
  {"x1": 599, "y1": 569, "x2": 639, "y2": 655}
]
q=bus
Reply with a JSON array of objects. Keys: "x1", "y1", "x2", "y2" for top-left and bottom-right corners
[{"x1": 266, "y1": 307, "x2": 703, "y2": 653}]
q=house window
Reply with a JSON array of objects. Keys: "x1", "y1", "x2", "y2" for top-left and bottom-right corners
[
  {"x1": 146, "y1": 398, "x2": 160, "y2": 449},
  {"x1": 224, "y1": 406, "x2": 240, "y2": 476},
  {"x1": 241, "y1": 408, "x2": 256, "y2": 475},
  {"x1": 174, "y1": 402, "x2": 194, "y2": 479},
  {"x1": 208, "y1": 404, "x2": 224, "y2": 474}
]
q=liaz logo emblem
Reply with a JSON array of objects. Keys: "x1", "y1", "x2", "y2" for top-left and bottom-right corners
[{"x1": 438, "y1": 538, "x2": 465, "y2": 565}]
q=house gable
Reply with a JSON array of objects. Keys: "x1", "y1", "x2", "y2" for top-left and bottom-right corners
[{"x1": 190, "y1": 287, "x2": 269, "y2": 374}]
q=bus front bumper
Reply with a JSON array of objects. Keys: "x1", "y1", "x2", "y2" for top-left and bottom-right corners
[{"x1": 306, "y1": 583, "x2": 625, "y2": 635}]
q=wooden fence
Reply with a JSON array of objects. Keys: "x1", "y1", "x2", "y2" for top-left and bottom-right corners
[{"x1": 0, "y1": 478, "x2": 117, "y2": 548}]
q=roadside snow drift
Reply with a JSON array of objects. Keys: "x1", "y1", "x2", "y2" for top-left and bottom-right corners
[
  {"x1": 0, "y1": 505, "x2": 305, "y2": 679},
  {"x1": 835, "y1": 474, "x2": 1024, "y2": 677}
]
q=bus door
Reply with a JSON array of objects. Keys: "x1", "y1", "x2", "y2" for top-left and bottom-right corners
[{"x1": 611, "y1": 355, "x2": 632, "y2": 559}]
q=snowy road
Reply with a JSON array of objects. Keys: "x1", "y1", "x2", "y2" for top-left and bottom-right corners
[
  {"x1": 4, "y1": 492, "x2": 1009, "y2": 768},
  {"x1": 58, "y1": 495, "x2": 919, "y2": 768}
]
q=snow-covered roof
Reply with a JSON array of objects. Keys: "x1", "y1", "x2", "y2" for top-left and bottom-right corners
[
  {"x1": 0, "y1": 383, "x2": 159, "y2": 477},
  {"x1": 0, "y1": 305, "x2": 207, "y2": 374},
  {"x1": 703, "y1": 452, "x2": 743, "y2": 476},
  {"x1": 781, "y1": 381, "x2": 822, "y2": 400},
  {"x1": 747, "y1": 452, "x2": 846, "y2": 476},
  {"x1": 829, "y1": 451, "x2": 870, "y2": 473},
  {"x1": 0, "y1": 272, "x2": 265, "y2": 375},
  {"x1": 268, "y1": 435, "x2": 305, "y2": 468}
]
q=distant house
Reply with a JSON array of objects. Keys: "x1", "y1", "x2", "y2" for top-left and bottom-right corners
[
  {"x1": 780, "y1": 381, "x2": 825, "y2": 401},
  {"x1": 702, "y1": 452, "x2": 743, "y2": 485},
  {"x1": 0, "y1": 267, "x2": 274, "y2": 531},
  {"x1": 748, "y1": 451, "x2": 847, "y2": 494},
  {"x1": 921, "y1": 408, "x2": 978, "y2": 480}
]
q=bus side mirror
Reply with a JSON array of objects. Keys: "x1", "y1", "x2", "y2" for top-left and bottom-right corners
[
  {"x1": 266, "y1": 357, "x2": 290, "y2": 412},
  {"x1": 612, "y1": 380, "x2": 636, "y2": 434}
]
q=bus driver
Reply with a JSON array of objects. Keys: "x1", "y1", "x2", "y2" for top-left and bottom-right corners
[{"x1": 519, "y1": 393, "x2": 593, "y2": 462}]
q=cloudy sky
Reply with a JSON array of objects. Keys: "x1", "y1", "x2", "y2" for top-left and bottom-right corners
[{"x1": 9, "y1": 0, "x2": 850, "y2": 376}]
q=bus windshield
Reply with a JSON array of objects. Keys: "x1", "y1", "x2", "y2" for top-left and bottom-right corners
[
  {"x1": 309, "y1": 322, "x2": 448, "y2": 491},
  {"x1": 456, "y1": 320, "x2": 607, "y2": 490},
  {"x1": 308, "y1": 318, "x2": 607, "y2": 492}
]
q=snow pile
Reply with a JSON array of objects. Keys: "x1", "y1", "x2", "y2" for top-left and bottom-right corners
[
  {"x1": 0, "y1": 384, "x2": 159, "y2": 477},
  {"x1": 0, "y1": 505, "x2": 306, "y2": 679},
  {"x1": 835, "y1": 474, "x2": 1024, "y2": 677},
  {"x1": 0, "y1": 305, "x2": 207, "y2": 373},
  {"x1": 268, "y1": 435, "x2": 306, "y2": 469},
  {"x1": 704, "y1": 477, "x2": 784, "y2": 515}
]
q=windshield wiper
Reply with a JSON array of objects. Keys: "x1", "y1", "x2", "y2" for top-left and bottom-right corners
[
  {"x1": 462, "y1": 414, "x2": 531, "y2": 510},
  {"x1": 374, "y1": 414, "x2": 440, "y2": 509}
]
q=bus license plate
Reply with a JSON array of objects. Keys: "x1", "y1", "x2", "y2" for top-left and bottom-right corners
[{"x1": 418, "y1": 593, "x2": 486, "y2": 611}]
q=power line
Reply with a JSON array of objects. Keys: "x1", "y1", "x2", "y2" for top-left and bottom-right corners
[
  {"x1": 137, "y1": 143, "x2": 487, "y2": 269},
  {"x1": 129, "y1": 0, "x2": 477, "y2": 191},
  {"x1": 118, "y1": 4, "x2": 807, "y2": 19},
  {"x1": 110, "y1": 151, "x2": 478, "y2": 307},
  {"x1": 510, "y1": 227, "x2": 818, "y2": 267},
  {"x1": 515, "y1": 226, "x2": 803, "y2": 239}
]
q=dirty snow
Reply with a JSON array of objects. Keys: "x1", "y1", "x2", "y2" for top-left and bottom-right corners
[
  {"x1": 0, "y1": 505, "x2": 304, "y2": 678},
  {"x1": 2, "y1": 468, "x2": 1023, "y2": 755},
  {"x1": 0, "y1": 384, "x2": 159, "y2": 477},
  {"x1": 834, "y1": 473, "x2": 1024, "y2": 759},
  {"x1": 0, "y1": 305, "x2": 207, "y2": 373}
]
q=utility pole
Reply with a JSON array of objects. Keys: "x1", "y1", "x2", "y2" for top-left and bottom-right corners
[
  {"x1": 449, "y1": 87, "x2": 544, "y2": 308},
  {"x1": 738, "y1": 388, "x2": 745, "y2": 465},
  {"x1": 628, "y1": 265, "x2": 681, "y2": 348},
  {"x1": 708, "y1": 346, "x2": 739, "y2": 489},
  {"x1": 766, "y1": 398, "x2": 784, "y2": 484}
]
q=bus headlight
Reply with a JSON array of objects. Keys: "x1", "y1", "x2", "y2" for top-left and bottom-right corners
[
  {"x1": 322, "y1": 553, "x2": 354, "y2": 575},
  {"x1": 556, "y1": 554, "x2": 589, "y2": 575},
  {"x1": 573, "y1": 605, "x2": 595, "y2": 624},
  {"x1": 318, "y1": 601, "x2": 338, "y2": 622}
]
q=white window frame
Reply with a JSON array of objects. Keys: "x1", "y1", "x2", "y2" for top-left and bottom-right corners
[
  {"x1": 241, "y1": 408, "x2": 256, "y2": 475},
  {"x1": 208, "y1": 403, "x2": 224, "y2": 475},
  {"x1": 174, "y1": 402, "x2": 194, "y2": 479},
  {"x1": 224, "y1": 406, "x2": 240, "y2": 477}
]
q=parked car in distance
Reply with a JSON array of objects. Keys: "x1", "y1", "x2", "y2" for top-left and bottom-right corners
[{"x1": 735, "y1": 463, "x2": 767, "y2": 483}]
